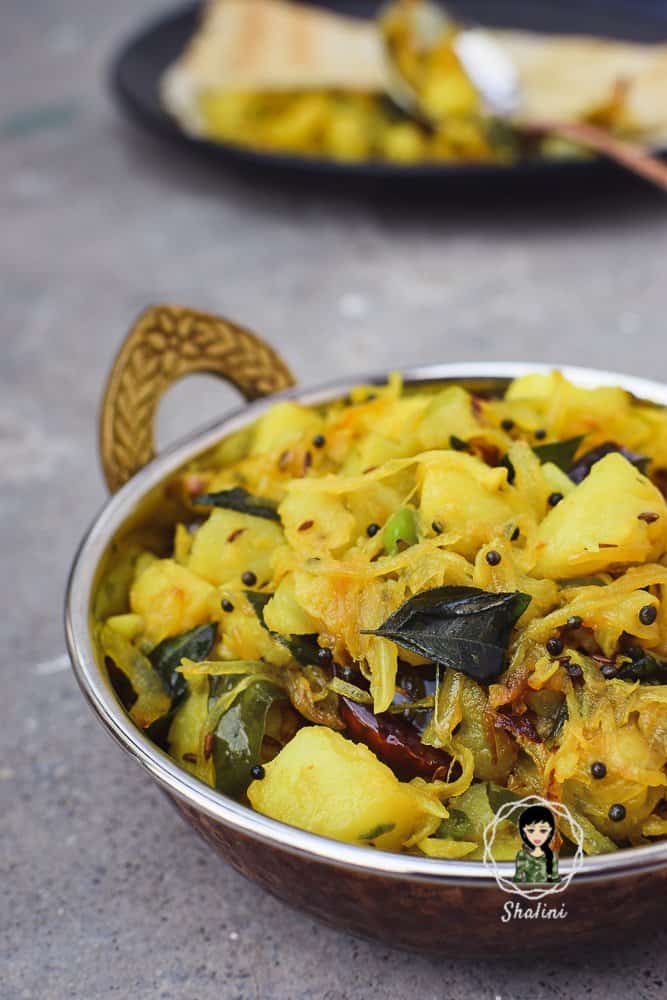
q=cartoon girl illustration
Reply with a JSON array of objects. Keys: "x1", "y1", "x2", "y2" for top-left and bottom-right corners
[{"x1": 513, "y1": 804, "x2": 561, "y2": 884}]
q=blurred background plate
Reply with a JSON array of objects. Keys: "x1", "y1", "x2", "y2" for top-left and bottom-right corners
[{"x1": 110, "y1": 0, "x2": 667, "y2": 183}]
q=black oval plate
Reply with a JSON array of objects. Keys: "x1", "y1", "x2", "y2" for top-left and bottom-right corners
[{"x1": 110, "y1": 0, "x2": 667, "y2": 182}]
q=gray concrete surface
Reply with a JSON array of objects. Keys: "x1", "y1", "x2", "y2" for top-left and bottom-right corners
[{"x1": 3, "y1": 2, "x2": 667, "y2": 998}]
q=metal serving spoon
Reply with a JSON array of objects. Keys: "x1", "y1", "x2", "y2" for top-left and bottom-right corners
[{"x1": 381, "y1": 0, "x2": 667, "y2": 192}]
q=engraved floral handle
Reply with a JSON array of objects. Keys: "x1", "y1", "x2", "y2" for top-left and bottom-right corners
[{"x1": 99, "y1": 304, "x2": 295, "y2": 493}]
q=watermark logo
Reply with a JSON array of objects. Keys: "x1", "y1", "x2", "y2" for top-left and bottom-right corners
[{"x1": 483, "y1": 795, "x2": 584, "y2": 919}]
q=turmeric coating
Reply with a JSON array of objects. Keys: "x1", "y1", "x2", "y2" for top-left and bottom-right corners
[{"x1": 96, "y1": 372, "x2": 667, "y2": 857}]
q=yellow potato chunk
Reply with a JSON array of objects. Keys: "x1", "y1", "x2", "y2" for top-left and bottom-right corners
[
  {"x1": 382, "y1": 122, "x2": 425, "y2": 163},
  {"x1": 250, "y1": 401, "x2": 321, "y2": 456},
  {"x1": 263, "y1": 574, "x2": 320, "y2": 636},
  {"x1": 418, "y1": 386, "x2": 481, "y2": 451},
  {"x1": 105, "y1": 613, "x2": 144, "y2": 641},
  {"x1": 421, "y1": 72, "x2": 478, "y2": 120},
  {"x1": 130, "y1": 558, "x2": 215, "y2": 643},
  {"x1": 505, "y1": 372, "x2": 557, "y2": 401},
  {"x1": 248, "y1": 727, "x2": 430, "y2": 851},
  {"x1": 168, "y1": 674, "x2": 209, "y2": 777},
  {"x1": 279, "y1": 488, "x2": 355, "y2": 558},
  {"x1": 215, "y1": 590, "x2": 291, "y2": 667},
  {"x1": 418, "y1": 452, "x2": 514, "y2": 559},
  {"x1": 325, "y1": 108, "x2": 372, "y2": 161},
  {"x1": 534, "y1": 453, "x2": 667, "y2": 579},
  {"x1": 188, "y1": 509, "x2": 283, "y2": 587}
]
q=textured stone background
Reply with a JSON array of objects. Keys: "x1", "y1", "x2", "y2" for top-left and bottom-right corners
[{"x1": 3, "y1": 2, "x2": 667, "y2": 998}]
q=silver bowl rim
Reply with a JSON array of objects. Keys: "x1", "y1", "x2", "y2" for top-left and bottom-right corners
[{"x1": 65, "y1": 360, "x2": 667, "y2": 885}]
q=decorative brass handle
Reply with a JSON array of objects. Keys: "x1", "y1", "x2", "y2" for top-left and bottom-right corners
[{"x1": 99, "y1": 304, "x2": 295, "y2": 493}]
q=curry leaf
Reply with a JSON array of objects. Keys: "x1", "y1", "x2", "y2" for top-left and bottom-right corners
[
  {"x1": 193, "y1": 486, "x2": 280, "y2": 522},
  {"x1": 149, "y1": 623, "x2": 217, "y2": 705},
  {"x1": 279, "y1": 634, "x2": 322, "y2": 666},
  {"x1": 544, "y1": 699, "x2": 569, "y2": 740},
  {"x1": 532, "y1": 435, "x2": 585, "y2": 471},
  {"x1": 501, "y1": 436, "x2": 585, "y2": 485},
  {"x1": 362, "y1": 586, "x2": 531, "y2": 683},
  {"x1": 245, "y1": 590, "x2": 272, "y2": 620},
  {"x1": 208, "y1": 675, "x2": 282, "y2": 797},
  {"x1": 245, "y1": 590, "x2": 322, "y2": 666},
  {"x1": 145, "y1": 623, "x2": 218, "y2": 748},
  {"x1": 616, "y1": 652, "x2": 667, "y2": 685}
]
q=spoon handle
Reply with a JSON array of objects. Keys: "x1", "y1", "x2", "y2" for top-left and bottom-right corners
[{"x1": 529, "y1": 120, "x2": 667, "y2": 192}]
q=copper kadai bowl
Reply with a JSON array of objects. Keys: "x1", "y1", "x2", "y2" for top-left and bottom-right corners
[{"x1": 65, "y1": 306, "x2": 667, "y2": 956}]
